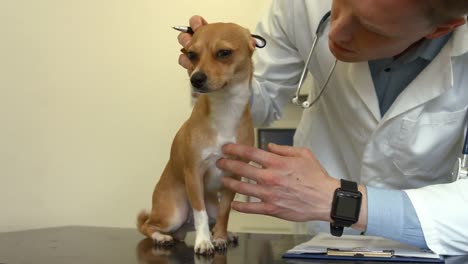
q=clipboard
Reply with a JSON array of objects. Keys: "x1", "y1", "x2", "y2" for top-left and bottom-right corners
[
  {"x1": 283, "y1": 249, "x2": 444, "y2": 263},
  {"x1": 282, "y1": 233, "x2": 444, "y2": 263}
]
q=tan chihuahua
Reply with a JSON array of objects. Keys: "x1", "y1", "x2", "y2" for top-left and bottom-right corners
[{"x1": 137, "y1": 23, "x2": 263, "y2": 255}]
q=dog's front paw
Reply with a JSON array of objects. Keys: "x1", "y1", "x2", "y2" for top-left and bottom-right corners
[
  {"x1": 227, "y1": 232, "x2": 238, "y2": 244},
  {"x1": 213, "y1": 238, "x2": 228, "y2": 251},
  {"x1": 194, "y1": 239, "x2": 215, "y2": 255}
]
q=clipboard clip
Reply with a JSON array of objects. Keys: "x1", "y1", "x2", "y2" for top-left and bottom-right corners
[{"x1": 327, "y1": 247, "x2": 395, "y2": 258}]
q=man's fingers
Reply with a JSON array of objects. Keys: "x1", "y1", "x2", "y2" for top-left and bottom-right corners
[
  {"x1": 217, "y1": 158, "x2": 263, "y2": 182},
  {"x1": 230, "y1": 201, "x2": 272, "y2": 216},
  {"x1": 268, "y1": 143, "x2": 313, "y2": 158},
  {"x1": 177, "y1": 15, "x2": 208, "y2": 73},
  {"x1": 222, "y1": 144, "x2": 279, "y2": 168},
  {"x1": 221, "y1": 177, "x2": 266, "y2": 199},
  {"x1": 178, "y1": 54, "x2": 192, "y2": 70},
  {"x1": 189, "y1": 15, "x2": 208, "y2": 31},
  {"x1": 177, "y1": 33, "x2": 192, "y2": 49}
]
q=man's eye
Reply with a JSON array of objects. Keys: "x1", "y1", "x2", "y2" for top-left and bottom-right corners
[
  {"x1": 216, "y1": 49, "x2": 232, "y2": 58},
  {"x1": 187, "y1": 52, "x2": 198, "y2": 61}
]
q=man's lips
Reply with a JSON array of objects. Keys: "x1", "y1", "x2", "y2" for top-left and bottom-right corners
[{"x1": 330, "y1": 40, "x2": 354, "y2": 53}]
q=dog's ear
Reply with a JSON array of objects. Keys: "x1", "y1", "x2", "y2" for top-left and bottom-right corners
[
  {"x1": 251, "y1": 34, "x2": 267, "y2": 48},
  {"x1": 249, "y1": 38, "x2": 256, "y2": 52}
]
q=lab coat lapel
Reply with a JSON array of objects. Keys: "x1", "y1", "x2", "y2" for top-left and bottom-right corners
[
  {"x1": 348, "y1": 62, "x2": 381, "y2": 122},
  {"x1": 382, "y1": 44, "x2": 453, "y2": 123}
]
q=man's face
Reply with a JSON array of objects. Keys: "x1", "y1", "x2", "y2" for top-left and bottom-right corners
[{"x1": 328, "y1": 0, "x2": 435, "y2": 62}]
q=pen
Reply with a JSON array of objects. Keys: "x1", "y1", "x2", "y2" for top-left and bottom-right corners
[{"x1": 172, "y1": 26, "x2": 194, "y2": 34}]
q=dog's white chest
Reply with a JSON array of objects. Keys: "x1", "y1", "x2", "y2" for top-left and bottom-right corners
[
  {"x1": 199, "y1": 83, "x2": 250, "y2": 191},
  {"x1": 201, "y1": 134, "x2": 235, "y2": 191}
]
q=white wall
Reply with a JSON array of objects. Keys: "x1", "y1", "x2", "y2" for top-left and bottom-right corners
[{"x1": 0, "y1": 0, "x2": 273, "y2": 232}]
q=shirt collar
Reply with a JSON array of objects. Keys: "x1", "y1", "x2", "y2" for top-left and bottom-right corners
[{"x1": 397, "y1": 32, "x2": 452, "y2": 64}]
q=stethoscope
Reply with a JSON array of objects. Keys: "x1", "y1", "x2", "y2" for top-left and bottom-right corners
[
  {"x1": 292, "y1": 11, "x2": 338, "y2": 108},
  {"x1": 453, "y1": 125, "x2": 468, "y2": 181}
]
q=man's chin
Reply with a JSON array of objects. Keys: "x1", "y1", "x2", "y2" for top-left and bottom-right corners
[
  {"x1": 330, "y1": 49, "x2": 372, "y2": 63},
  {"x1": 331, "y1": 52, "x2": 360, "y2": 62}
]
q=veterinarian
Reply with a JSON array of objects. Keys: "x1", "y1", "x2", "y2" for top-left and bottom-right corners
[{"x1": 177, "y1": 0, "x2": 468, "y2": 255}]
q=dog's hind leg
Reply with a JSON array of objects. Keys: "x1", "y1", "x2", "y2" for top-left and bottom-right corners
[
  {"x1": 137, "y1": 172, "x2": 190, "y2": 246},
  {"x1": 137, "y1": 211, "x2": 174, "y2": 246}
]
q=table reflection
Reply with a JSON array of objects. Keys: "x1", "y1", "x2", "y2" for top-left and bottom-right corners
[
  {"x1": 135, "y1": 232, "x2": 299, "y2": 264},
  {"x1": 0, "y1": 226, "x2": 466, "y2": 264}
]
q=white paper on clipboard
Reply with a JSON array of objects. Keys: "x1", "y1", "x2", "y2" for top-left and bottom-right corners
[{"x1": 286, "y1": 232, "x2": 441, "y2": 259}]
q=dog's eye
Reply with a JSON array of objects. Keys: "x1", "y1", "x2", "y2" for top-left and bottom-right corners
[
  {"x1": 216, "y1": 49, "x2": 232, "y2": 58},
  {"x1": 187, "y1": 51, "x2": 198, "y2": 61}
]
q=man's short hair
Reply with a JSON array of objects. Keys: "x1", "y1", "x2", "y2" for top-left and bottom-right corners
[{"x1": 427, "y1": 0, "x2": 468, "y2": 25}]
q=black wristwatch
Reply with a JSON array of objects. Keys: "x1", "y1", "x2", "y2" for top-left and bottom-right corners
[{"x1": 330, "y1": 179, "x2": 362, "y2": 237}]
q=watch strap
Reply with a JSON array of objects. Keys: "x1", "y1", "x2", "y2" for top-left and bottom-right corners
[
  {"x1": 340, "y1": 179, "x2": 358, "y2": 192},
  {"x1": 330, "y1": 223, "x2": 344, "y2": 237}
]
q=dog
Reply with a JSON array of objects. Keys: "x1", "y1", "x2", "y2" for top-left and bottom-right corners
[{"x1": 137, "y1": 22, "x2": 261, "y2": 255}]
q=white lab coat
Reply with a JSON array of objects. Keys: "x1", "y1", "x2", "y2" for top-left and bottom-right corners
[{"x1": 250, "y1": 0, "x2": 468, "y2": 255}]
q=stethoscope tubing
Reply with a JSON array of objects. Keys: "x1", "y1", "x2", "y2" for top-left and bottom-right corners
[
  {"x1": 293, "y1": 34, "x2": 319, "y2": 103},
  {"x1": 292, "y1": 11, "x2": 337, "y2": 109},
  {"x1": 463, "y1": 125, "x2": 468, "y2": 154}
]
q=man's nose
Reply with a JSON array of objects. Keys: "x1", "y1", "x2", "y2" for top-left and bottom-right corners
[{"x1": 328, "y1": 15, "x2": 355, "y2": 44}]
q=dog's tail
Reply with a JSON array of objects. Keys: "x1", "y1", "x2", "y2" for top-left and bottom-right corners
[{"x1": 136, "y1": 210, "x2": 151, "y2": 237}]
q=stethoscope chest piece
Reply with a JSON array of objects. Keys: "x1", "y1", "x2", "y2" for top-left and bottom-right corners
[
  {"x1": 453, "y1": 126, "x2": 468, "y2": 181},
  {"x1": 453, "y1": 156, "x2": 468, "y2": 181}
]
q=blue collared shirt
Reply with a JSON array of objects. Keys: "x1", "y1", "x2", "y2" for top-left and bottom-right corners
[
  {"x1": 365, "y1": 33, "x2": 452, "y2": 248},
  {"x1": 369, "y1": 33, "x2": 452, "y2": 117}
]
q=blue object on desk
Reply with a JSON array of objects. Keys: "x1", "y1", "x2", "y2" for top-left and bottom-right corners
[{"x1": 257, "y1": 128, "x2": 295, "y2": 150}]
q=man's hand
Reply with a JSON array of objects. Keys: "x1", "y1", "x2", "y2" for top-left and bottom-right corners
[
  {"x1": 177, "y1": 15, "x2": 208, "y2": 74},
  {"x1": 216, "y1": 143, "x2": 340, "y2": 222}
]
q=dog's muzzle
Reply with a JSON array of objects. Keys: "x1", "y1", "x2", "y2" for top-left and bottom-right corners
[{"x1": 190, "y1": 72, "x2": 209, "y2": 93}]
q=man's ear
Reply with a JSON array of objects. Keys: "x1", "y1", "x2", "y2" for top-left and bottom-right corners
[{"x1": 425, "y1": 17, "x2": 466, "y2": 39}]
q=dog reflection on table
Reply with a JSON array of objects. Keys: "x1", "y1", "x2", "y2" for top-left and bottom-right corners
[
  {"x1": 137, "y1": 22, "x2": 261, "y2": 255},
  {"x1": 136, "y1": 237, "x2": 231, "y2": 264}
]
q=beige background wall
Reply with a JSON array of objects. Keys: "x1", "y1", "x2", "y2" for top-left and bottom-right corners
[{"x1": 0, "y1": 0, "x2": 299, "y2": 233}]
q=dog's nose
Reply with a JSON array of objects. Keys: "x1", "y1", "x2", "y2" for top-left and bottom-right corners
[{"x1": 190, "y1": 72, "x2": 207, "y2": 90}]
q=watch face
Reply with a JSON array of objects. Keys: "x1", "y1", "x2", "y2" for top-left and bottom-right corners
[{"x1": 332, "y1": 190, "x2": 362, "y2": 222}]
